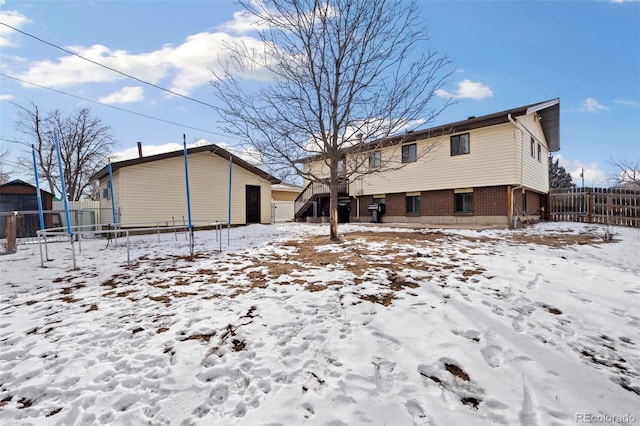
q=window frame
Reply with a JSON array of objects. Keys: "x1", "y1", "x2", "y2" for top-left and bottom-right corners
[
  {"x1": 537, "y1": 143, "x2": 542, "y2": 162},
  {"x1": 405, "y1": 195, "x2": 421, "y2": 214},
  {"x1": 369, "y1": 150, "x2": 381, "y2": 169},
  {"x1": 401, "y1": 143, "x2": 417, "y2": 163},
  {"x1": 101, "y1": 188, "x2": 110, "y2": 200},
  {"x1": 450, "y1": 133, "x2": 470, "y2": 156},
  {"x1": 454, "y1": 192, "x2": 473, "y2": 214},
  {"x1": 530, "y1": 137, "x2": 536, "y2": 158},
  {"x1": 337, "y1": 157, "x2": 346, "y2": 177}
]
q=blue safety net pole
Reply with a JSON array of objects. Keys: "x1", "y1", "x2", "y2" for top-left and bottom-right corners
[
  {"x1": 183, "y1": 134, "x2": 194, "y2": 256},
  {"x1": 53, "y1": 133, "x2": 72, "y2": 234},
  {"x1": 31, "y1": 145, "x2": 45, "y2": 231},
  {"x1": 108, "y1": 162, "x2": 117, "y2": 224},
  {"x1": 227, "y1": 154, "x2": 232, "y2": 245}
]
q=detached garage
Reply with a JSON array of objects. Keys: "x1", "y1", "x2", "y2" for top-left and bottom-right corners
[
  {"x1": 0, "y1": 180, "x2": 54, "y2": 237},
  {"x1": 90, "y1": 144, "x2": 281, "y2": 227}
]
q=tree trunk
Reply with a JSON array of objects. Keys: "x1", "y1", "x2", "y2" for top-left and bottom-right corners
[{"x1": 329, "y1": 177, "x2": 339, "y2": 241}]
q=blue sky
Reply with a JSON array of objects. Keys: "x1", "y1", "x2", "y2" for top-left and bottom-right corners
[{"x1": 1, "y1": 0, "x2": 639, "y2": 187}]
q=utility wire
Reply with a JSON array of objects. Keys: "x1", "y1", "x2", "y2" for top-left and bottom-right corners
[
  {"x1": 0, "y1": 21, "x2": 221, "y2": 111},
  {"x1": 0, "y1": 73, "x2": 237, "y2": 140}
]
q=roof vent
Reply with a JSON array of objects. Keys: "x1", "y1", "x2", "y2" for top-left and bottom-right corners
[{"x1": 467, "y1": 116, "x2": 476, "y2": 120}]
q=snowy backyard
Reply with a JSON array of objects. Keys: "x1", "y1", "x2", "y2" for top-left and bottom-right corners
[{"x1": 0, "y1": 221, "x2": 639, "y2": 426}]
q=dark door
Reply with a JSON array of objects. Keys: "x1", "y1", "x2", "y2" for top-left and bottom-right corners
[{"x1": 245, "y1": 185, "x2": 261, "y2": 223}]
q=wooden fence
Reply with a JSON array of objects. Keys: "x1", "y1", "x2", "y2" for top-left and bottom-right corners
[{"x1": 549, "y1": 187, "x2": 640, "y2": 228}]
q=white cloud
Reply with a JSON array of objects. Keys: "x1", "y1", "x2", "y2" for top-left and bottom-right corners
[
  {"x1": 111, "y1": 140, "x2": 209, "y2": 162},
  {"x1": 553, "y1": 154, "x2": 609, "y2": 187},
  {"x1": 218, "y1": 10, "x2": 263, "y2": 34},
  {"x1": 0, "y1": 4, "x2": 31, "y2": 47},
  {"x1": 13, "y1": 31, "x2": 272, "y2": 96},
  {"x1": 0, "y1": 94, "x2": 15, "y2": 101},
  {"x1": 110, "y1": 139, "x2": 260, "y2": 166},
  {"x1": 611, "y1": 0, "x2": 639, "y2": 3},
  {"x1": 580, "y1": 97, "x2": 608, "y2": 113},
  {"x1": 614, "y1": 99, "x2": 640, "y2": 108},
  {"x1": 98, "y1": 86, "x2": 144, "y2": 104},
  {"x1": 436, "y1": 79, "x2": 493, "y2": 100}
]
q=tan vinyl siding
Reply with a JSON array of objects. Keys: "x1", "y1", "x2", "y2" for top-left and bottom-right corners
[
  {"x1": 349, "y1": 123, "x2": 518, "y2": 195},
  {"x1": 98, "y1": 169, "x2": 121, "y2": 225},
  {"x1": 516, "y1": 114, "x2": 550, "y2": 193},
  {"x1": 118, "y1": 151, "x2": 272, "y2": 225}
]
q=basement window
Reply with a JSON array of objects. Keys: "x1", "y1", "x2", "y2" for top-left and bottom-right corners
[
  {"x1": 454, "y1": 192, "x2": 473, "y2": 214},
  {"x1": 406, "y1": 194, "x2": 421, "y2": 214}
]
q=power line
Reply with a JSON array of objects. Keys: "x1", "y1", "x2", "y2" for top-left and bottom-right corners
[
  {"x1": 0, "y1": 73, "x2": 237, "y2": 140},
  {"x1": 0, "y1": 21, "x2": 221, "y2": 111}
]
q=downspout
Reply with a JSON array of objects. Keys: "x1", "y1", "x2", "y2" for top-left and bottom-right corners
[{"x1": 508, "y1": 114, "x2": 524, "y2": 228}]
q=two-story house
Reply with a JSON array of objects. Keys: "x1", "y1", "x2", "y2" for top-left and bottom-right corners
[{"x1": 295, "y1": 98, "x2": 560, "y2": 227}]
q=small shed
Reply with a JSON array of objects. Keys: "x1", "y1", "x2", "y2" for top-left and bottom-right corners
[{"x1": 0, "y1": 179, "x2": 54, "y2": 237}]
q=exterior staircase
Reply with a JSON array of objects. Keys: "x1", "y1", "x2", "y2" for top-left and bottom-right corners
[{"x1": 294, "y1": 179, "x2": 349, "y2": 219}]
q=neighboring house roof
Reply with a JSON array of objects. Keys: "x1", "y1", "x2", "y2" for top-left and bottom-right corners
[
  {"x1": 298, "y1": 98, "x2": 560, "y2": 162},
  {"x1": 272, "y1": 182, "x2": 303, "y2": 192},
  {"x1": 90, "y1": 144, "x2": 281, "y2": 184},
  {"x1": 0, "y1": 179, "x2": 54, "y2": 196}
]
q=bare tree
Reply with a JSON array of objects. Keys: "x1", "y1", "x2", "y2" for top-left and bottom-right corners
[
  {"x1": 610, "y1": 158, "x2": 640, "y2": 189},
  {"x1": 12, "y1": 103, "x2": 117, "y2": 200},
  {"x1": 0, "y1": 145, "x2": 10, "y2": 184},
  {"x1": 212, "y1": 0, "x2": 452, "y2": 240}
]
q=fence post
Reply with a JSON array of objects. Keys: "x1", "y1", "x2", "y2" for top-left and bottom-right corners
[
  {"x1": 587, "y1": 188, "x2": 593, "y2": 223},
  {"x1": 5, "y1": 213, "x2": 17, "y2": 253}
]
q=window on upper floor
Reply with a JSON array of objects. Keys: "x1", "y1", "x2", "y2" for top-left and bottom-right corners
[
  {"x1": 101, "y1": 188, "x2": 110, "y2": 200},
  {"x1": 537, "y1": 143, "x2": 542, "y2": 162},
  {"x1": 369, "y1": 150, "x2": 381, "y2": 169},
  {"x1": 406, "y1": 195, "x2": 421, "y2": 214},
  {"x1": 337, "y1": 158, "x2": 346, "y2": 177},
  {"x1": 454, "y1": 192, "x2": 473, "y2": 214},
  {"x1": 530, "y1": 137, "x2": 536, "y2": 158},
  {"x1": 450, "y1": 133, "x2": 470, "y2": 156},
  {"x1": 402, "y1": 143, "x2": 417, "y2": 163}
]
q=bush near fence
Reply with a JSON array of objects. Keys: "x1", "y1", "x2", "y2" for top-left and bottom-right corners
[{"x1": 549, "y1": 187, "x2": 640, "y2": 228}]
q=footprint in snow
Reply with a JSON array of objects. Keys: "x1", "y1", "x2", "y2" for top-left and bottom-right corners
[
  {"x1": 527, "y1": 273, "x2": 542, "y2": 289},
  {"x1": 405, "y1": 399, "x2": 432, "y2": 425},
  {"x1": 480, "y1": 329, "x2": 503, "y2": 368},
  {"x1": 372, "y1": 355, "x2": 396, "y2": 393},
  {"x1": 370, "y1": 329, "x2": 402, "y2": 351},
  {"x1": 519, "y1": 377, "x2": 539, "y2": 426}
]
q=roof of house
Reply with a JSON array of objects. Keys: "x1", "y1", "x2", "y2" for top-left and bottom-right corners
[
  {"x1": 298, "y1": 98, "x2": 560, "y2": 163},
  {"x1": 272, "y1": 182, "x2": 303, "y2": 192},
  {"x1": 90, "y1": 144, "x2": 282, "y2": 184},
  {"x1": 0, "y1": 179, "x2": 54, "y2": 196}
]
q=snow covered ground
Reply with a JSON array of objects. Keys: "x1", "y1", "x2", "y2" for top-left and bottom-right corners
[{"x1": 0, "y1": 221, "x2": 638, "y2": 426}]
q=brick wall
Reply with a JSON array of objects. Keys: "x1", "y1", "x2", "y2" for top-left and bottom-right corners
[
  {"x1": 350, "y1": 195, "x2": 371, "y2": 218},
  {"x1": 384, "y1": 193, "x2": 406, "y2": 216},
  {"x1": 475, "y1": 186, "x2": 508, "y2": 216},
  {"x1": 512, "y1": 189, "x2": 542, "y2": 216},
  {"x1": 424, "y1": 189, "x2": 454, "y2": 215},
  {"x1": 350, "y1": 185, "x2": 523, "y2": 220}
]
